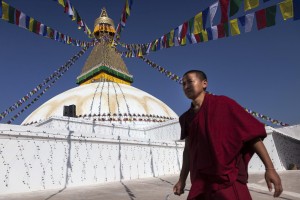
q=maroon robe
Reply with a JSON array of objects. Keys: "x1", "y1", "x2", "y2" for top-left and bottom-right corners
[{"x1": 179, "y1": 93, "x2": 267, "y2": 199}]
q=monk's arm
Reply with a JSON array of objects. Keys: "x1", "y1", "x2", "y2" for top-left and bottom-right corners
[
  {"x1": 251, "y1": 138, "x2": 283, "y2": 197},
  {"x1": 173, "y1": 137, "x2": 190, "y2": 195},
  {"x1": 180, "y1": 137, "x2": 190, "y2": 182}
]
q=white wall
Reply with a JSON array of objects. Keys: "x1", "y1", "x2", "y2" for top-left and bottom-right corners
[{"x1": 0, "y1": 120, "x2": 183, "y2": 194}]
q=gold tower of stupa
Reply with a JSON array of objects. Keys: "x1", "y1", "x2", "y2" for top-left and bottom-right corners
[{"x1": 76, "y1": 8, "x2": 133, "y2": 85}]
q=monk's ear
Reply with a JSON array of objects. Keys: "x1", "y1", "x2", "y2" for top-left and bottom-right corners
[{"x1": 202, "y1": 79, "x2": 208, "y2": 89}]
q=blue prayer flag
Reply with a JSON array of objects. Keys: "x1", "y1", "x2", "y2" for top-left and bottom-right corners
[
  {"x1": 238, "y1": 15, "x2": 246, "y2": 26},
  {"x1": 0, "y1": 1, "x2": 2, "y2": 18},
  {"x1": 206, "y1": 27, "x2": 213, "y2": 40},
  {"x1": 294, "y1": 0, "x2": 300, "y2": 20},
  {"x1": 202, "y1": 7, "x2": 209, "y2": 29}
]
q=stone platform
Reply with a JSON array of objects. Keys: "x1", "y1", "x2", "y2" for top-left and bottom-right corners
[{"x1": 0, "y1": 171, "x2": 299, "y2": 200}]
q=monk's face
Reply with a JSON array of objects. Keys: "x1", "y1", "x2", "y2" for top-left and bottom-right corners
[{"x1": 182, "y1": 73, "x2": 207, "y2": 100}]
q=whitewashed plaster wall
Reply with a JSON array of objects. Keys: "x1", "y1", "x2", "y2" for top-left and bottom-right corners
[{"x1": 0, "y1": 121, "x2": 183, "y2": 194}]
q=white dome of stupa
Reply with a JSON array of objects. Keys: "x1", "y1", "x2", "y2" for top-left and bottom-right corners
[{"x1": 22, "y1": 82, "x2": 178, "y2": 127}]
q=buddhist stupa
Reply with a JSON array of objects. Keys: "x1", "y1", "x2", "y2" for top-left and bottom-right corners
[{"x1": 22, "y1": 8, "x2": 178, "y2": 127}]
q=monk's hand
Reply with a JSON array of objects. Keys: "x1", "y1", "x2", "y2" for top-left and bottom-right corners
[
  {"x1": 173, "y1": 180, "x2": 185, "y2": 196},
  {"x1": 265, "y1": 169, "x2": 283, "y2": 197}
]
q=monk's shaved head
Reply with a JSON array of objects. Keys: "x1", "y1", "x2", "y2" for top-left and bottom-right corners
[{"x1": 183, "y1": 70, "x2": 207, "y2": 81}]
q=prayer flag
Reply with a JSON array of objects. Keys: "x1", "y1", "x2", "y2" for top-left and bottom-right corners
[
  {"x1": 245, "y1": 13, "x2": 254, "y2": 32},
  {"x1": 206, "y1": 27, "x2": 213, "y2": 40},
  {"x1": 293, "y1": 0, "x2": 300, "y2": 20},
  {"x1": 58, "y1": 0, "x2": 65, "y2": 7},
  {"x1": 0, "y1": 1, "x2": 2, "y2": 18},
  {"x1": 238, "y1": 15, "x2": 246, "y2": 26},
  {"x1": 230, "y1": 0, "x2": 243, "y2": 17},
  {"x1": 188, "y1": 17, "x2": 194, "y2": 34},
  {"x1": 194, "y1": 12, "x2": 203, "y2": 34},
  {"x1": 266, "y1": 5, "x2": 276, "y2": 27},
  {"x1": 230, "y1": 18, "x2": 240, "y2": 36},
  {"x1": 200, "y1": 30, "x2": 208, "y2": 42},
  {"x1": 209, "y1": 1, "x2": 219, "y2": 26},
  {"x1": 245, "y1": 0, "x2": 259, "y2": 11},
  {"x1": 220, "y1": 0, "x2": 230, "y2": 23},
  {"x1": 29, "y1": 17, "x2": 35, "y2": 31},
  {"x1": 193, "y1": 33, "x2": 201, "y2": 43},
  {"x1": 8, "y1": 5, "x2": 15, "y2": 24},
  {"x1": 279, "y1": 0, "x2": 293, "y2": 20},
  {"x1": 66, "y1": 0, "x2": 74, "y2": 17},
  {"x1": 211, "y1": 26, "x2": 218, "y2": 40},
  {"x1": 180, "y1": 22, "x2": 188, "y2": 45},
  {"x1": 35, "y1": 21, "x2": 41, "y2": 34},
  {"x1": 1, "y1": 1, "x2": 9, "y2": 21},
  {"x1": 19, "y1": 12, "x2": 27, "y2": 28},
  {"x1": 126, "y1": 0, "x2": 130, "y2": 16},
  {"x1": 174, "y1": 27, "x2": 179, "y2": 46},
  {"x1": 256, "y1": 9, "x2": 267, "y2": 30},
  {"x1": 169, "y1": 30, "x2": 174, "y2": 47},
  {"x1": 15, "y1": 9, "x2": 20, "y2": 25},
  {"x1": 217, "y1": 23, "x2": 226, "y2": 38},
  {"x1": 202, "y1": 7, "x2": 209, "y2": 29},
  {"x1": 190, "y1": 33, "x2": 198, "y2": 44}
]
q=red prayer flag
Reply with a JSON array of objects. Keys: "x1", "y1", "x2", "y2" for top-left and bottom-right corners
[
  {"x1": 217, "y1": 23, "x2": 226, "y2": 38},
  {"x1": 36, "y1": 21, "x2": 41, "y2": 34},
  {"x1": 220, "y1": 0, "x2": 230, "y2": 23},
  {"x1": 15, "y1": 9, "x2": 21, "y2": 26},
  {"x1": 255, "y1": 9, "x2": 267, "y2": 30},
  {"x1": 180, "y1": 22, "x2": 188, "y2": 40}
]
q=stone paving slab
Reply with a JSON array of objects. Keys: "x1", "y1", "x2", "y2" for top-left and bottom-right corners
[{"x1": 0, "y1": 171, "x2": 299, "y2": 200}]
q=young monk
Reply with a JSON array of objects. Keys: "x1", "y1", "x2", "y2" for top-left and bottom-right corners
[{"x1": 173, "y1": 70, "x2": 283, "y2": 200}]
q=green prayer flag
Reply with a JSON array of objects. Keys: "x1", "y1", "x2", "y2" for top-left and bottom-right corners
[
  {"x1": 8, "y1": 5, "x2": 15, "y2": 24},
  {"x1": 266, "y1": 5, "x2": 277, "y2": 27},
  {"x1": 230, "y1": 0, "x2": 243, "y2": 17}
]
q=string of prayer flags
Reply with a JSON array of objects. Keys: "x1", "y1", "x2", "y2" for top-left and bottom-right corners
[
  {"x1": 0, "y1": 47, "x2": 89, "y2": 122},
  {"x1": 138, "y1": 57, "x2": 288, "y2": 126},
  {"x1": 118, "y1": 0, "x2": 297, "y2": 58},
  {"x1": 138, "y1": 56, "x2": 182, "y2": 83},
  {"x1": 1, "y1": 1, "x2": 93, "y2": 47},
  {"x1": 115, "y1": 0, "x2": 133, "y2": 41},
  {"x1": 279, "y1": 0, "x2": 293, "y2": 20},
  {"x1": 52, "y1": 0, "x2": 93, "y2": 38}
]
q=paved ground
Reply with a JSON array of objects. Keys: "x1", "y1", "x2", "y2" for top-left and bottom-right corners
[{"x1": 0, "y1": 171, "x2": 299, "y2": 200}]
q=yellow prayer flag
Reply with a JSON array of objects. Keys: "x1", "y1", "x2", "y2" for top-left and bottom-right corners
[
  {"x1": 126, "y1": 0, "x2": 130, "y2": 16},
  {"x1": 180, "y1": 37, "x2": 186, "y2": 46},
  {"x1": 72, "y1": 7, "x2": 76, "y2": 21},
  {"x1": 193, "y1": 12, "x2": 203, "y2": 34},
  {"x1": 169, "y1": 30, "x2": 174, "y2": 47},
  {"x1": 202, "y1": 30, "x2": 208, "y2": 42},
  {"x1": 279, "y1": 0, "x2": 293, "y2": 20},
  {"x1": 244, "y1": 0, "x2": 259, "y2": 11},
  {"x1": 58, "y1": 0, "x2": 65, "y2": 7},
  {"x1": 1, "y1": 1, "x2": 9, "y2": 21},
  {"x1": 29, "y1": 18, "x2": 34, "y2": 31},
  {"x1": 230, "y1": 19, "x2": 240, "y2": 36}
]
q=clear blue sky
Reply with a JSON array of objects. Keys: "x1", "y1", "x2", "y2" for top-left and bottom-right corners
[{"x1": 0, "y1": 0, "x2": 299, "y2": 126}]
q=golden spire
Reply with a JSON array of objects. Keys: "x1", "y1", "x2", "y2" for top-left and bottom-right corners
[
  {"x1": 77, "y1": 8, "x2": 133, "y2": 86},
  {"x1": 94, "y1": 7, "x2": 116, "y2": 39}
]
